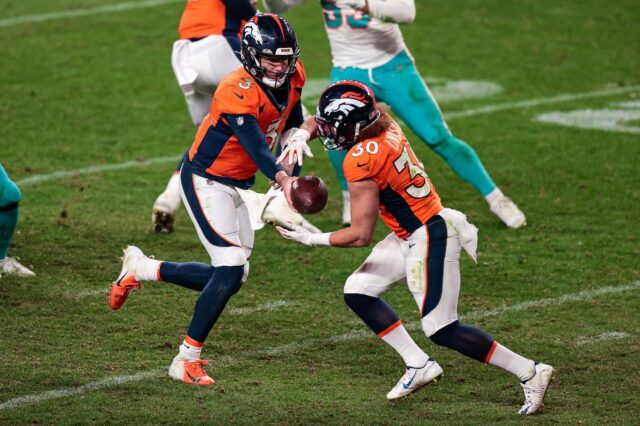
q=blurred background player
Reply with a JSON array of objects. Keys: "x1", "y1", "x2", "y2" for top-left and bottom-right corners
[
  {"x1": 0, "y1": 164, "x2": 35, "y2": 277},
  {"x1": 112, "y1": 14, "x2": 308, "y2": 385},
  {"x1": 278, "y1": 81, "x2": 552, "y2": 413},
  {"x1": 271, "y1": 0, "x2": 526, "y2": 228},
  {"x1": 152, "y1": 0, "x2": 318, "y2": 234}
]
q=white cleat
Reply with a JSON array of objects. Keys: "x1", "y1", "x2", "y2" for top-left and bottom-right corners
[
  {"x1": 262, "y1": 189, "x2": 321, "y2": 233},
  {"x1": 518, "y1": 362, "x2": 554, "y2": 415},
  {"x1": 386, "y1": 358, "x2": 443, "y2": 400},
  {"x1": 490, "y1": 196, "x2": 526, "y2": 229},
  {"x1": 0, "y1": 257, "x2": 35, "y2": 277},
  {"x1": 122, "y1": 245, "x2": 148, "y2": 277}
]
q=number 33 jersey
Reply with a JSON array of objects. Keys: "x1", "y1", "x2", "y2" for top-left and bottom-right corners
[{"x1": 343, "y1": 120, "x2": 442, "y2": 239}]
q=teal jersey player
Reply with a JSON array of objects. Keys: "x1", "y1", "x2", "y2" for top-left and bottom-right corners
[
  {"x1": 0, "y1": 164, "x2": 35, "y2": 277},
  {"x1": 318, "y1": 0, "x2": 526, "y2": 228}
]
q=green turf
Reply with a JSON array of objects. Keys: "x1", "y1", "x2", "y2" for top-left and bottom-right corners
[{"x1": 0, "y1": 0, "x2": 639, "y2": 424}]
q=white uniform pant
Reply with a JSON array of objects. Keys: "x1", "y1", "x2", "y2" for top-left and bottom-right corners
[
  {"x1": 344, "y1": 208, "x2": 478, "y2": 337},
  {"x1": 180, "y1": 169, "x2": 254, "y2": 277},
  {"x1": 171, "y1": 35, "x2": 242, "y2": 125}
]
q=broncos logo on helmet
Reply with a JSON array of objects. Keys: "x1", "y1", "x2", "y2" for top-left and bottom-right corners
[
  {"x1": 323, "y1": 97, "x2": 367, "y2": 117},
  {"x1": 243, "y1": 21, "x2": 264, "y2": 45}
]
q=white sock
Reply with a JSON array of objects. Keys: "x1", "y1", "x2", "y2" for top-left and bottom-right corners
[
  {"x1": 487, "y1": 342, "x2": 536, "y2": 381},
  {"x1": 179, "y1": 338, "x2": 202, "y2": 361},
  {"x1": 131, "y1": 257, "x2": 162, "y2": 282},
  {"x1": 484, "y1": 187, "x2": 504, "y2": 207},
  {"x1": 380, "y1": 323, "x2": 429, "y2": 368}
]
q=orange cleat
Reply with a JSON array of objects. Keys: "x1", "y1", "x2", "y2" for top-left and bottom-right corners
[
  {"x1": 169, "y1": 356, "x2": 216, "y2": 386},
  {"x1": 110, "y1": 269, "x2": 141, "y2": 310}
]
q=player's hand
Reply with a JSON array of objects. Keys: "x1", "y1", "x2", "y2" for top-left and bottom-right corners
[
  {"x1": 278, "y1": 128, "x2": 313, "y2": 167},
  {"x1": 333, "y1": 0, "x2": 367, "y2": 10},
  {"x1": 275, "y1": 172, "x2": 298, "y2": 212},
  {"x1": 276, "y1": 223, "x2": 314, "y2": 246}
]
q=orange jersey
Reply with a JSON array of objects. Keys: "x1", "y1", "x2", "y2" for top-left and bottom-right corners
[
  {"x1": 178, "y1": 0, "x2": 255, "y2": 40},
  {"x1": 188, "y1": 61, "x2": 306, "y2": 186},
  {"x1": 343, "y1": 121, "x2": 443, "y2": 239}
]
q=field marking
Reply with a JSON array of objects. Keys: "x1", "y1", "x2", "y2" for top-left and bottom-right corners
[
  {"x1": 445, "y1": 85, "x2": 640, "y2": 119},
  {"x1": 574, "y1": 331, "x2": 630, "y2": 346},
  {"x1": 1, "y1": 280, "x2": 638, "y2": 411},
  {"x1": 228, "y1": 300, "x2": 293, "y2": 316},
  {"x1": 15, "y1": 86, "x2": 639, "y2": 188},
  {"x1": 16, "y1": 155, "x2": 182, "y2": 187},
  {"x1": 0, "y1": 0, "x2": 181, "y2": 28}
]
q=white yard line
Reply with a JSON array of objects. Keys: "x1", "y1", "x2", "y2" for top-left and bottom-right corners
[
  {"x1": 15, "y1": 155, "x2": 182, "y2": 187},
  {"x1": 228, "y1": 300, "x2": 293, "y2": 316},
  {"x1": 15, "y1": 86, "x2": 639, "y2": 188},
  {"x1": 574, "y1": 331, "x2": 630, "y2": 346},
  {"x1": 445, "y1": 85, "x2": 640, "y2": 119},
  {"x1": 0, "y1": 0, "x2": 181, "y2": 28},
  {"x1": 1, "y1": 280, "x2": 638, "y2": 411}
]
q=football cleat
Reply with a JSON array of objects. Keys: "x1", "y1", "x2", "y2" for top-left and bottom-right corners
[
  {"x1": 386, "y1": 358, "x2": 443, "y2": 400},
  {"x1": 109, "y1": 247, "x2": 142, "y2": 310},
  {"x1": 261, "y1": 189, "x2": 321, "y2": 233},
  {"x1": 151, "y1": 186, "x2": 181, "y2": 233},
  {"x1": 490, "y1": 196, "x2": 526, "y2": 229},
  {"x1": 0, "y1": 256, "x2": 35, "y2": 277},
  {"x1": 518, "y1": 362, "x2": 554, "y2": 415},
  {"x1": 168, "y1": 354, "x2": 215, "y2": 386}
]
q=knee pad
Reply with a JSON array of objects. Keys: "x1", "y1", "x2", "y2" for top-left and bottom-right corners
[
  {"x1": 211, "y1": 246, "x2": 247, "y2": 268},
  {"x1": 344, "y1": 273, "x2": 372, "y2": 297}
]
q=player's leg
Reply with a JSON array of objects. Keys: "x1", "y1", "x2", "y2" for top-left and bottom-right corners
[
  {"x1": 373, "y1": 52, "x2": 526, "y2": 228},
  {"x1": 0, "y1": 165, "x2": 34, "y2": 277},
  {"x1": 414, "y1": 213, "x2": 552, "y2": 414},
  {"x1": 167, "y1": 171, "x2": 250, "y2": 385},
  {"x1": 343, "y1": 233, "x2": 441, "y2": 399}
]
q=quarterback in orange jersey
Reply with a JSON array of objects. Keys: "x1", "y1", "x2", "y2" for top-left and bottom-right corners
[
  {"x1": 278, "y1": 81, "x2": 554, "y2": 414},
  {"x1": 111, "y1": 14, "x2": 311, "y2": 386},
  {"x1": 152, "y1": 0, "x2": 319, "y2": 234}
]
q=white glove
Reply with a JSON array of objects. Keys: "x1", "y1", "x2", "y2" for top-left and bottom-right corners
[
  {"x1": 276, "y1": 224, "x2": 331, "y2": 246},
  {"x1": 262, "y1": 188, "x2": 322, "y2": 233},
  {"x1": 277, "y1": 128, "x2": 313, "y2": 166},
  {"x1": 333, "y1": 0, "x2": 367, "y2": 10}
]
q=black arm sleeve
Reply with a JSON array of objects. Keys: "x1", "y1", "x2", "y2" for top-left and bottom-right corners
[
  {"x1": 223, "y1": 0, "x2": 257, "y2": 21},
  {"x1": 282, "y1": 99, "x2": 304, "y2": 132},
  {"x1": 226, "y1": 113, "x2": 285, "y2": 181}
]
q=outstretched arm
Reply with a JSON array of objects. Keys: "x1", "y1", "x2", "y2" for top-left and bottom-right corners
[
  {"x1": 277, "y1": 179, "x2": 379, "y2": 248},
  {"x1": 336, "y1": 0, "x2": 416, "y2": 24}
]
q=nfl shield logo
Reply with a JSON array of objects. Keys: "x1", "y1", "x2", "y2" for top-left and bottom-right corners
[{"x1": 237, "y1": 116, "x2": 244, "y2": 126}]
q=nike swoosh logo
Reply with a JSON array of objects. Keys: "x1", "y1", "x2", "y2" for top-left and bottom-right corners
[
  {"x1": 357, "y1": 162, "x2": 369, "y2": 167},
  {"x1": 403, "y1": 370, "x2": 417, "y2": 389},
  {"x1": 233, "y1": 92, "x2": 244, "y2": 100},
  {"x1": 408, "y1": 243, "x2": 416, "y2": 249}
]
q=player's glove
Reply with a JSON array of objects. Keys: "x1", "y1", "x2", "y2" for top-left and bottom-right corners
[
  {"x1": 333, "y1": 0, "x2": 367, "y2": 10},
  {"x1": 278, "y1": 128, "x2": 313, "y2": 167},
  {"x1": 276, "y1": 223, "x2": 331, "y2": 246}
]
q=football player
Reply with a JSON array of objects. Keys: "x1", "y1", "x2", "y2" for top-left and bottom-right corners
[
  {"x1": 152, "y1": 0, "x2": 319, "y2": 234},
  {"x1": 278, "y1": 81, "x2": 553, "y2": 413},
  {"x1": 0, "y1": 164, "x2": 35, "y2": 278},
  {"x1": 112, "y1": 14, "x2": 310, "y2": 385},
  {"x1": 274, "y1": 0, "x2": 527, "y2": 228}
]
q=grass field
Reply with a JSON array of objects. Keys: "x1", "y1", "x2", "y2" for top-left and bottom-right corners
[{"x1": 1, "y1": 0, "x2": 639, "y2": 424}]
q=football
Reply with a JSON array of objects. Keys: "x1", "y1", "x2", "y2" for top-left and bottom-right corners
[{"x1": 290, "y1": 176, "x2": 329, "y2": 214}]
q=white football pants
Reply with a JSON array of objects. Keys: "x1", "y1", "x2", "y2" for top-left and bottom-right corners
[
  {"x1": 171, "y1": 35, "x2": 242, "y2": 125},
  {"x1": 344, "y1": 209, "x2": 478, "y2": 337}
]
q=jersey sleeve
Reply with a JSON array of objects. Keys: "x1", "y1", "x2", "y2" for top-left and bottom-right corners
[
  {"x1": 342, "y1": 140, "x2": 387, "y2": 187},
  {"x1": 213, "y1": 76, "x2": 261, "y2": 118}
]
